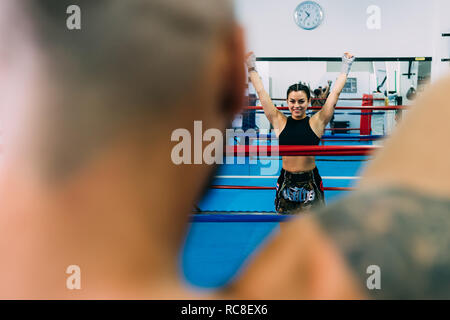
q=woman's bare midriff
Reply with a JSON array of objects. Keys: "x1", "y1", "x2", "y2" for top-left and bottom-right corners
[{"x1": 282, "y1": 155, "x2": 316, "y2": 173}]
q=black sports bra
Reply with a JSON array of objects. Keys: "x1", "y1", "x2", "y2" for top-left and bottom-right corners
[{"x1": 279, "y1": 116, "x2": 320, "y2": 146}]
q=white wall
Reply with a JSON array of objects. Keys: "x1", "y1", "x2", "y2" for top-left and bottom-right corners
[
  {"x1": 430, "y1": 0, "x2": 450, "y2": 81},
  {"x1": 267, "y1": 61, "x2": 328, "y2": 99},
  {"x1": 236, "y1": 0, "x2": 437, "y2": 58}
]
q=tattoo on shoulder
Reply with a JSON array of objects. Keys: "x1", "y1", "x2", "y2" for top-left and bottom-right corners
[{"x1": 316, "y1": 188, "x2": 450, "y2": 299}]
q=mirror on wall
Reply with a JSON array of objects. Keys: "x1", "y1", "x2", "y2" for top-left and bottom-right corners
[
  {"x1": 251, "y1": 60, "x2": 431, "y2": 105},
  {"x1": 236, "y1": 59, "x2": 432, "y2": 134}
]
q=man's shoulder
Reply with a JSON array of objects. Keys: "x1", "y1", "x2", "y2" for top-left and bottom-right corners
[
  {"x1": 316, "y1": 186, "x2": 450, "y2": 238},
  {"x1": 315, "y1": 186, "x2": 450, "y2": 299},
  {"x1": 224, "y1": 216, "x2": 363, "y2": 299}
]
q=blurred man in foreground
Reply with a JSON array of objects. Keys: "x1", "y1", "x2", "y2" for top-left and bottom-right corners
[{"x1": 0, "y1": 0, "x2": 246, "y2": 299}]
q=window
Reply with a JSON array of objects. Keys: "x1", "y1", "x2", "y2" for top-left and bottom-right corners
[{"x1": 342, "y1": 78, "x2": 357, "y2": 94}]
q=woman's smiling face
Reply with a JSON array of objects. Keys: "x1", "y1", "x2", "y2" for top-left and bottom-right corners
[{"x1": 287, "y1": 90, "x2": 310, "y2": 120}]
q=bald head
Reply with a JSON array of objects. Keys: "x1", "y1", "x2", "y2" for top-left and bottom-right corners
[{"x1": 0, "y1": 0, "x2": 237, "y2": 179}]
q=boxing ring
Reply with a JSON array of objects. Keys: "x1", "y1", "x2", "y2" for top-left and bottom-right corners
[{"x1": 180, "y1": 103, "x2": 404, "y2": 289}]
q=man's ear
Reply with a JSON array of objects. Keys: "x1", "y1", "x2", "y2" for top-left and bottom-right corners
[{"x1": 220, "y1": 25, "x2": 246, "y2": 120}]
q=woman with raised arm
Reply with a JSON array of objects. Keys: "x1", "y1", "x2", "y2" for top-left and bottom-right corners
[
  {"x1": 246, "y1": 52, "x2": 355, "y2": 214},
  {"x1": 312, "y1": 80, "x2": 332, "y2": 107}
]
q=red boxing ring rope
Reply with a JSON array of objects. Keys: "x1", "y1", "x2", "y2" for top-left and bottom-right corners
[
  {"x1": 211, "y1": 185, "x2": 355, "y2": 191},
  {"x1": 225, "y1": 145, "x2": 380, "y2": 157},
  {"x1": 248, "y1": 97, "x2": 386, "y2": 102},
  {"x1": 325, "y1": 128, "x2": 360, "y2": 131},
  {"x1": 320, "y1": 139, "x2": 376, "y2": 142},
  {"x1": 244, "y1": 106, "x2": 406, "y2": 111}
]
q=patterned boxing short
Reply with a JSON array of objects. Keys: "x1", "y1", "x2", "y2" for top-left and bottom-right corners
[{"x1": 275, "y1": 167, "x2": 325, "y2": 214}]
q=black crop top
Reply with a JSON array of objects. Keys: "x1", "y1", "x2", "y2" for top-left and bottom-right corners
[{"x1": 279, "y1": 116, "x2": 321, "y2": 146}]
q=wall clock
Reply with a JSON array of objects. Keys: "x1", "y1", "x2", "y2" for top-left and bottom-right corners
[{"x1": 294, "y1": 1, "x2": 324, "y2": 30}]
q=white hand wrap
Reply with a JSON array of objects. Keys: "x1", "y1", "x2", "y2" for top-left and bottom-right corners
[
  {"x1": 246, "y1": 53, "x2": 257, "y2": 72},
  {"x1": 341, "y1": 54, "x2": 355, "y2": 75}
]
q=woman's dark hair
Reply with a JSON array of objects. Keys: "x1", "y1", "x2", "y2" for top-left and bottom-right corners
[
  {"x1": 286, "y1": 83, "x2": 311, "y2": 100},
  {"x1": 313, "y1": 89, "x2": 322, "y2": 97}
]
